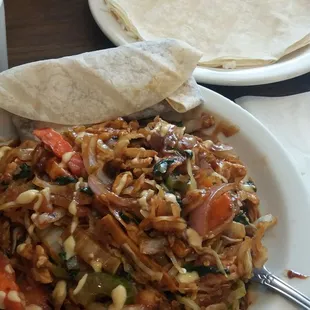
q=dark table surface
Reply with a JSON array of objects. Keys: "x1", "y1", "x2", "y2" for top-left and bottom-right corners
[{"x1": 5, "y1": 0, "x2": 310, "y2": 101}]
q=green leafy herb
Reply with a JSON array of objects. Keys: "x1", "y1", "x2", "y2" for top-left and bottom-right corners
[
  {"x1": 55, "y1": 176, "x2": 77, "y2": 185},
  {"x1": 79, "y1": 186, "x2": 94, "y2": 196},
  {"x1": 172, "y1": 148, "x2": 193, "y2": 159},
  {"x1": 234, "y1": 211, "x2": 250, "y2": 226},
  {"x1": 69, "y1": 269, "x2": 79, "y2": 279},
  {"x1": 184, "y1": 264, "x2": 229, "y2": 276},
  {"x1": 58, "y1": 251, "x2": 66, "y2": 262},
  {"x1": 176, "y1": 195, "x2": 183, "y2": 207},
  {"x1": 184, "y1": 150, "x2": 193, "y2": 159},
  {"x1": 246, "y1": 180, "x2": 257, "y2": 192},
  {"x1": 153, "y1": 158, "x2": 176, "y2": 177},
  {"x1": 119, "y1": 212, "x2": 140, "y2": 225},
  {"x1": 58, "y1": 252, "x2": 80, "y2": 279},
  {"x1": 0, "y1": 181, "x2": 8, "y2": 190},
  {"x1": 175, "y1": 121, "x2": 184, "y2": 127},
  {"x1": 14, "y1": 163, "x2": 32, "y2": 180}
]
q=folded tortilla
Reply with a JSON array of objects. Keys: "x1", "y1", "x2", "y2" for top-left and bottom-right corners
[
  {"x1": 106, "y1": 0, "x2": 310, "y2": 68},
  {"x1": 0, "y1": 39, "x2": 205, "y2": 142},
  {"x1": 0, "y1": 109, "x2": 18, "y2": 146},
  {"x1": 0, "y1": 39, "x2": 202, "y2": 129}
]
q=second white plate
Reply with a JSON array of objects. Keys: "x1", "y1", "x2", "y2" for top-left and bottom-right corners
[{"x1": 89, "y1": 0, "x2": 310, "y2": 86}]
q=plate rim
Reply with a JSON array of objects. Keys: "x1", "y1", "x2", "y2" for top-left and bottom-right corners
[
  {"x1": 88, "y1": 0, "x2": 310, "y2": 86},
  {"x1": 197, "y1": 85, "x2": 310, "y2": 309}
]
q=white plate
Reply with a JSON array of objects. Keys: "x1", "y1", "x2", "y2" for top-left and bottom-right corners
[
  {"x1": 88, "y1": 0, "x2": 310, "y2": 86},
  {"x1": 197, "y1": 86, "x2": 310, "y2": 309},
  {"x1": 2, "y1": 85, "x2": 309, "y2": 307}
]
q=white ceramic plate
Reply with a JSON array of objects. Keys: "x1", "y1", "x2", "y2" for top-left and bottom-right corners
[
  {"x1": 2, "y1": 84, "x2": 309, "y2": 307},
  {"x1": 88, "y1": 0, "x2": 310, "y2": 86},
  {"x1": 197, "y1": 85, "x2": 310, "y2": 309}
]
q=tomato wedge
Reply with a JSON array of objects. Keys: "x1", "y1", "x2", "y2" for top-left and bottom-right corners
[
  {"x1": 189, "y1": 192, "x2": 233, "y2": 236},
  {"x1": 207, "y1": 193, "x2": 232, "y2": 231},
  {"x1": 67, "y1": 153, "x2": 86, "y2": 178},
  {"x1": 19, "y1": 279, "x2": 51, "y2": 310},
  {"x1": 33, "y1": 128, "x2": 86, "y2": 177},
  {"x1": 33, "y1": 128, "x2": 73, "y2": 158},
  {"x1": 0, "y1": 252, "x2": 24, "y2": 310}
]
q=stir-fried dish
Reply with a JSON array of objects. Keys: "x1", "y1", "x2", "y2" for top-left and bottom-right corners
[{"x1": 0, "y1": 115, "x2": 276, "y2": 310}]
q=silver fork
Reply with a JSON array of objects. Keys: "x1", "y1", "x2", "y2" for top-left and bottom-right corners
[{"x1": 251, "y1": 266, "x2": 310, "y2": 309}]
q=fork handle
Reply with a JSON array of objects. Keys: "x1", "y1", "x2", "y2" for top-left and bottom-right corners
[{"x1": 257, "y1": 268, "x2": 310, "y2": 309}]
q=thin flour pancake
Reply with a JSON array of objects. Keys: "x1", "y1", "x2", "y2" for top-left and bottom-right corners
[
  {"x1": 0, "y1": 39, "x2": 202, "y2": 125},
  {"x1": 106, "y1": 0, "x2": 310, "y2": 67}
]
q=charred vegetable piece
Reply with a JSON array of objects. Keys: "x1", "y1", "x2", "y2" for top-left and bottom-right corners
[
  {"x1": 59, "y1": 251, "x2": 66, "y2": 262},
  {"x1": 119, "y1": 211, "x2": 140, "y2": 225},
  {"x1": 184, "y1": 264, "x2": 229, "y2": 276},
  {"x1": 234, "y1": 211, "x2": 250, "y2": 226},
  {"x1": 14, "y1": 163, "x2": 32, "y2": 180},
  {"x1": 55, "y1": 176, "x2": 77, "y2": 185},
  {"x1": 73, "y1": 272, "x2": 136, "y2": 306},
  {"x1": 153, "y1": 158, "x2": 177, "y2": 177},
  {"x1": 175, "y1": 148, "x2": 193, "y2": 159}
]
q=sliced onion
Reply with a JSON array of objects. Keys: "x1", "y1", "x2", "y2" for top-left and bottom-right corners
[
  {"x1": 176, "y1": 296, "x2": 200, "y2": 310},
  {"x1": 36, "y1": 226, "x2": 64, "y2": 262},
  {"x1": 1, "y1": 148, "x2": 34, "y2": 169},
  {"x1": 205, "y1": 303, "x2": 227, "y2": 310},
  {"x1": 123, "y1": 243, "x2": 163, "y2": 282},
  {"x1": 140, "y1": 237, "x2": 167, "y2": 255},
  {"x1": 123, "y1": 306, "x2": 148, "y2": 310},
  {"x1": 211, "y1": 143, "x2": 234, "y2": 152},
  {"x1": 89, "y1": 174, "x2": 138, "y2": 211},
  {"x1": 189, "y1": 183, "x2": 236, "y2": 236},
  {"x1": 33, "y1": 175, "x2": 74, "y2": 196},
  {"x1": 88, "y1": 174, "x2": 108, "y2": 196},
  {"x1": 223, "y1": 221, "x2": 246, "y2": 239},
  {"x1": 183, "y1": 189, "x2": 207, "y2": 216},
  {"x1": 237, "y1": 237, "x2": 253, "y2": 278},
  {"x1": 165, "y1": 249, "x2": 186, "y2": 274},
  {"x1": 32, "y1": 207, "x2": 67, "y2": 229},
  {"x1": 187, "y1": 159, "x2": 197, "y2": 190},
  {"x1": 151, "y1": 216, "x2": 187, "y2": 233},
  {"x1": 74, "y1": 228, "x2": 121, "y2": 274},
  {"x1": 82, "y1": 134, "x2": 99, "y2": 174},
  {"x1": 14, "y1": 148, "x2": 34, "y2": 161},
  {"x1": 51, "y1": 193, "x2": 92, "y2": 208},
  {"x1": 96, "y1": 168, "x2": 113, "y2": 187}
]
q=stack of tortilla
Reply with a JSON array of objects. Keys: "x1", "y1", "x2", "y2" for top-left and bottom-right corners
[
  {"x1": 105, "y1": 0, "x2": 310, "y2": 68},
  {"x1": 0, "y1": 39, "x2": 204, "y2": 143}
]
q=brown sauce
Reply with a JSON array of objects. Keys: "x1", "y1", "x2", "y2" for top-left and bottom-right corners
[{"x1": 287, "y1": 269, "x2": 309, "y2": 279}]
